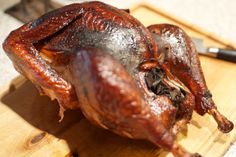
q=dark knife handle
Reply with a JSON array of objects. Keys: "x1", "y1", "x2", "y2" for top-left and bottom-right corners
[{"x1": 208, "y1": 48, "x2": 236, "y2": 63}]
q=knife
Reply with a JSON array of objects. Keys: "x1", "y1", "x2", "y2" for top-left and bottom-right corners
[{"x1": 191, "y1": 37, "x2": 236, "y2": 62}]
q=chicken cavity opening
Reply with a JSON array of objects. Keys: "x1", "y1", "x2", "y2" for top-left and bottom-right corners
[{"x1": 144, "y1": 68, "x2": 185, "y2": 107}]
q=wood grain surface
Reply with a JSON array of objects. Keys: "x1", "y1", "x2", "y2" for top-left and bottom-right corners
[{"x1": 0, "y1": 4, "x2": 236, "y2": 157}]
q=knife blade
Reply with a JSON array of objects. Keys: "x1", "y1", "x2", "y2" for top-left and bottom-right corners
[{"x1": 191, "y1": 37, "x2": 236, "y2": 63}]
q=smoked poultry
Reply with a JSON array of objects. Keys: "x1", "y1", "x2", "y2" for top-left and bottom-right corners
[{"x1": 2, "y1": 1, "x2": 233, "y2": 157}]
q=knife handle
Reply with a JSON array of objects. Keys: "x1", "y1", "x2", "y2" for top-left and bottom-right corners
[{"x1": 208, "y1": 48, "x2": 236, "y2": 63}]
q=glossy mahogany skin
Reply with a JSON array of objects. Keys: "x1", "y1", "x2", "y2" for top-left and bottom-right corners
[
  {"x1": 2, "y1": 1, "x2": 233, "y2": 157},
  {"x1": 148, "y1": 24, "x2": 233, "y2": 133}
]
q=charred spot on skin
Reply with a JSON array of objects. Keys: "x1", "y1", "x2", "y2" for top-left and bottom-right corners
[
  {"x1": 30, "y1": 132, "x2": 47, "y2": 144},
  {"x1": 121, "y1": 9, "x2": 130, "y2": 13},
  {"x1": 203, "y1": 90, "x2": 212, "y2": 99},
  {"x1": 164, "y1": 44, "x2": 170, "y2": 52},
  {"x1": 151, "y1": 29, "x2": 161, "y2": 35},
  {"x1": 30, "y1": 18, "x2": 44, "y2": 29}
]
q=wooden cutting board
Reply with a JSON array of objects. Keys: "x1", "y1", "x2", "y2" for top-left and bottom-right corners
[{"x1": 1, "y1": 4, "x2": 236, "y2": 157}]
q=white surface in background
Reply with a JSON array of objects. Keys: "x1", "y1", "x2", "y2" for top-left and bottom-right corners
[
  {"x1": 149, "y1": 0, "x2": 236, "y2": 45},
  {"x1": 225, "y1": 143, "x2": 236, "y2": 157},
  {"x1": 0, "y1": 0, "x2": 22, "y2": 87}
]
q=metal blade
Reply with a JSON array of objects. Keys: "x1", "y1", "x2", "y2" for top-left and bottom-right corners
[{"x1": 191, "y1": 37, "x2": 207, "y2": 54}]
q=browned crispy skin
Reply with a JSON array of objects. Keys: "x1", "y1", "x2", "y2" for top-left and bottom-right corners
[
  {"x1": 68, "y1": 48, "x2": 197, "y2": 157},
  {"x1": 148, "y1": 24, "x2": 233, "y2": 133},
  {"x1": 3, "y1": 2, "x2": 188, "y2": 156},
  {"x1": 2, "y1": 1, "x2": 232, "y2": 157}
]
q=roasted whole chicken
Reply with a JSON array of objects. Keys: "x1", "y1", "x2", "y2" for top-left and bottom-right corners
[{"x1": 2, "y1": 1, "x2": 233, "y2": 157}]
